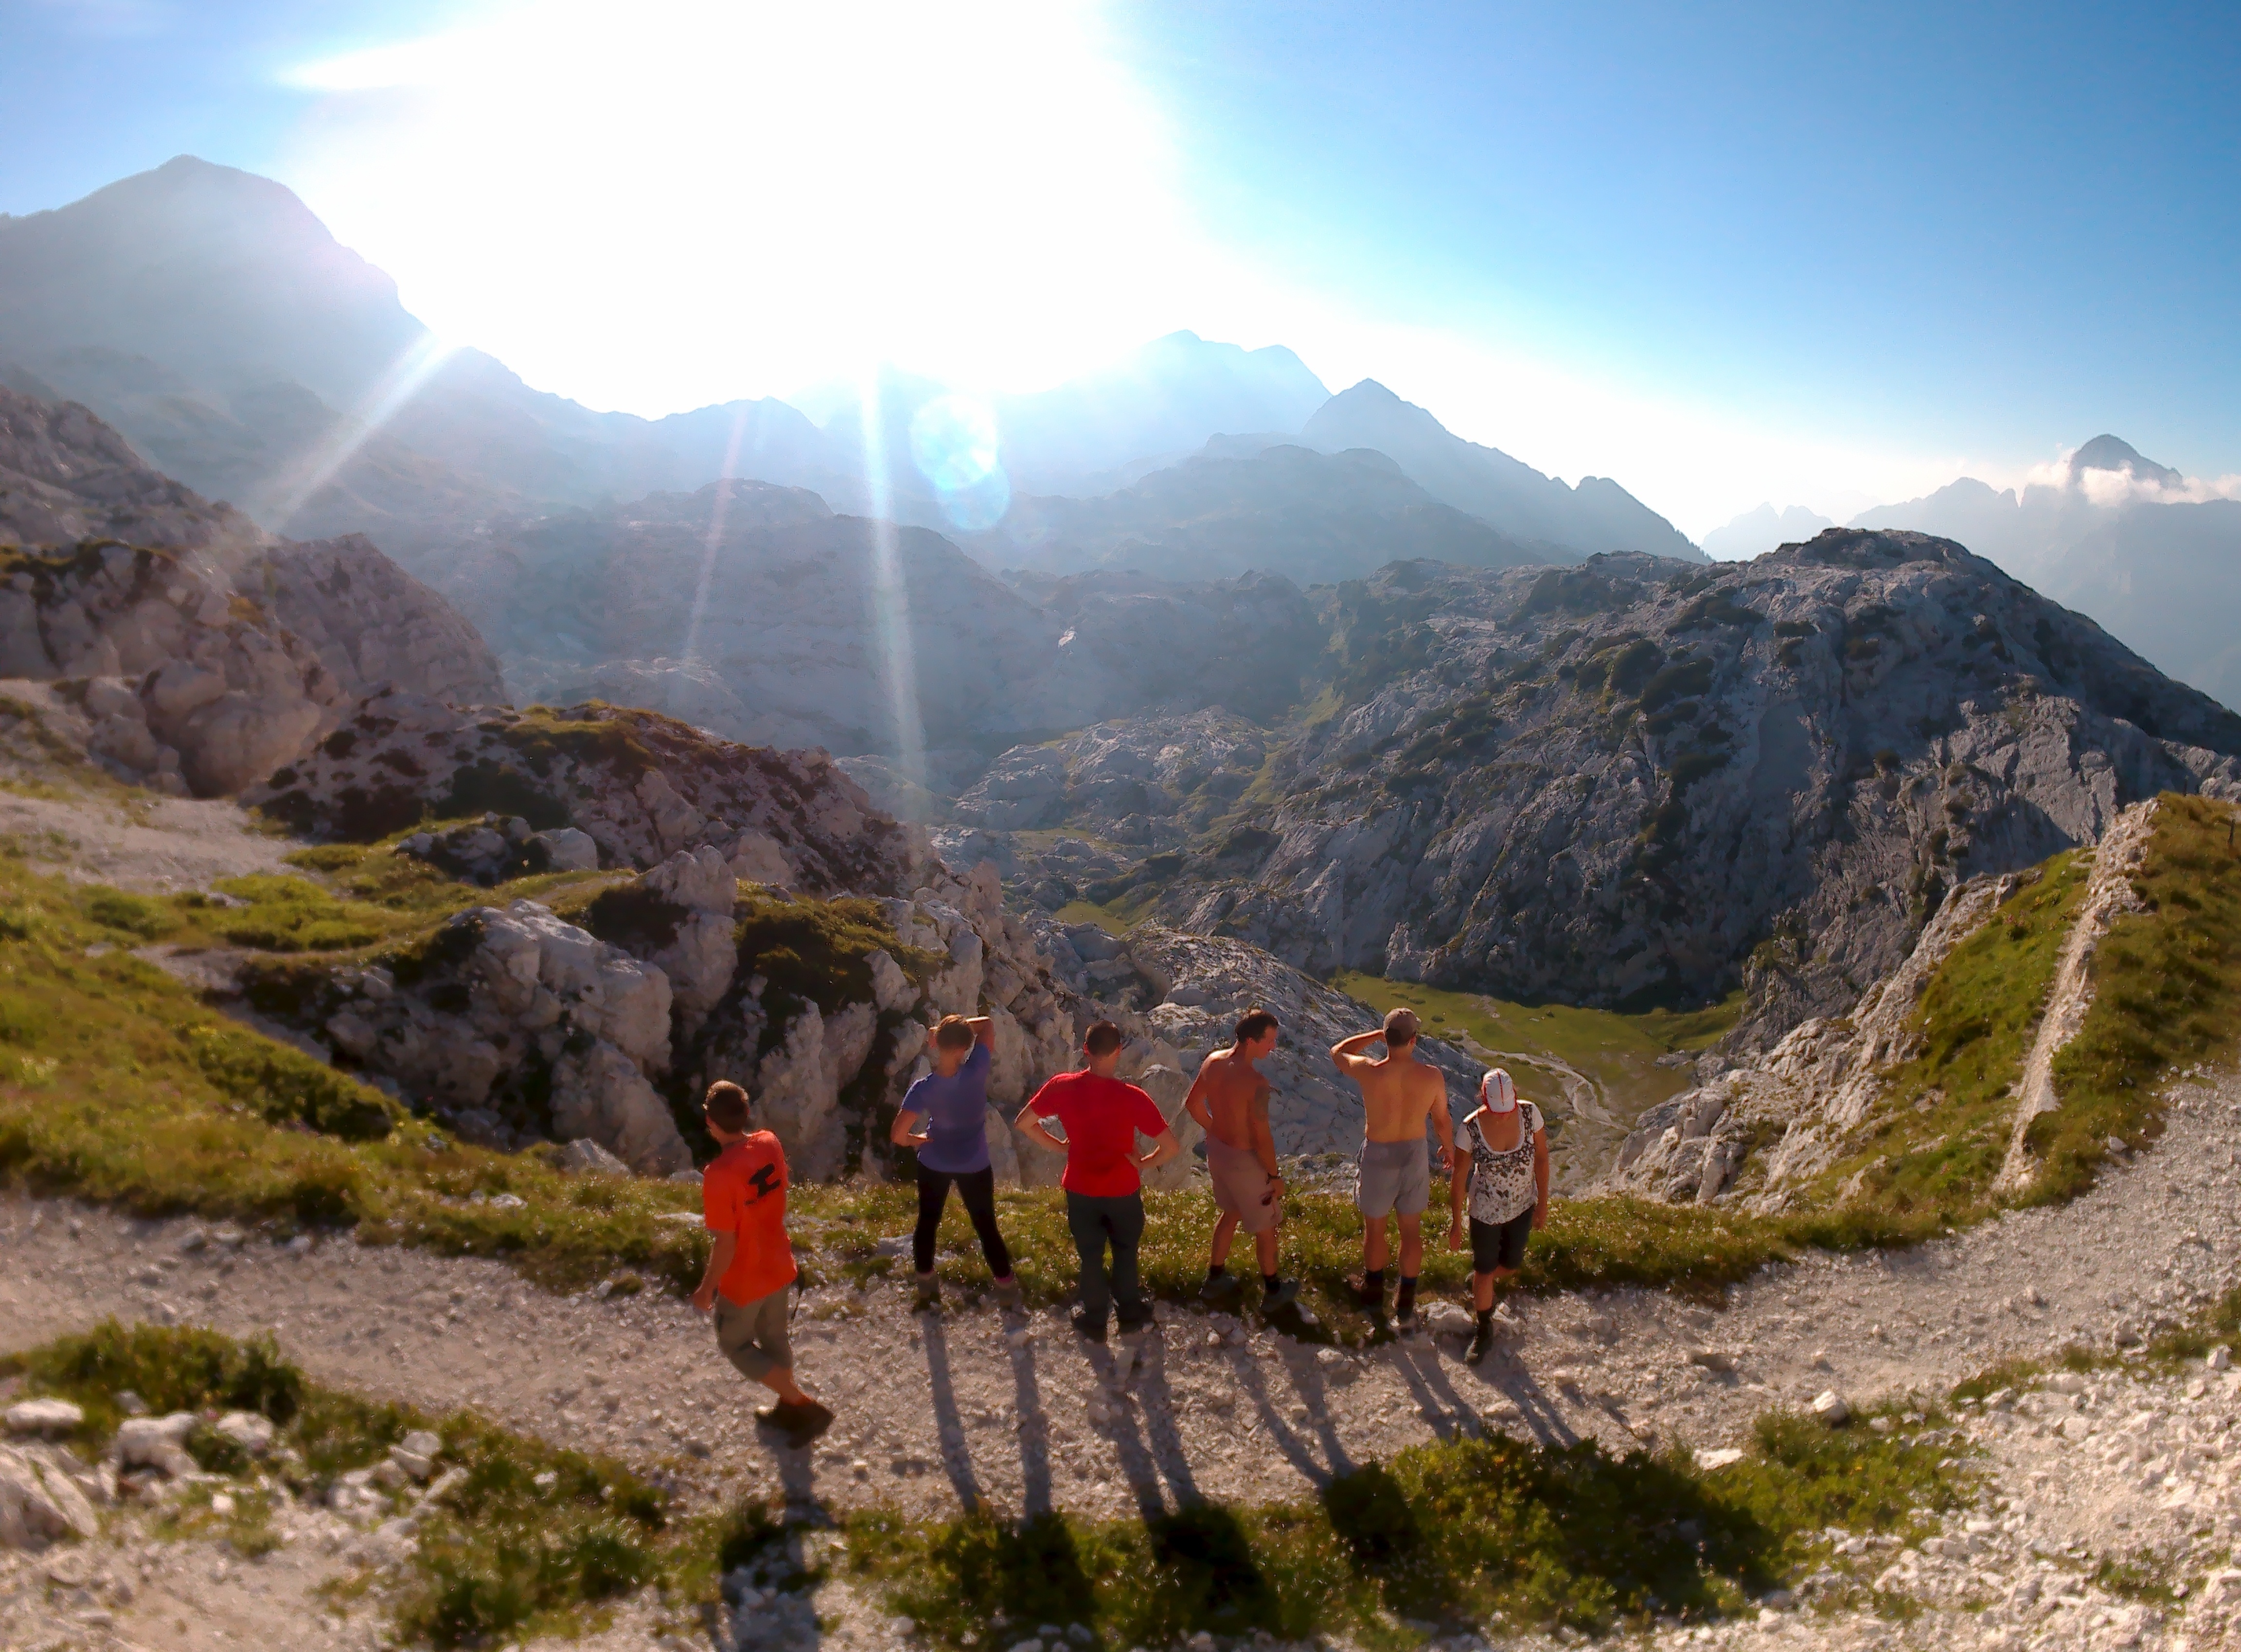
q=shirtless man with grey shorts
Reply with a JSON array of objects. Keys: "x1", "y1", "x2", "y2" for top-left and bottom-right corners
[
  {"x1": 1185, "y1": 1008, "x2": 1298, "y2": 1313},
  {"x1": 1331, "y1": 1007, "x2": 1455, "y2": 1329}
]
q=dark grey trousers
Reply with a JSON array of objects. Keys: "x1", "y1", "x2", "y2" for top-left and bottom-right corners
[{"x1": 1065, "y1": 1190, "x2": 1147, "y2": 1327}]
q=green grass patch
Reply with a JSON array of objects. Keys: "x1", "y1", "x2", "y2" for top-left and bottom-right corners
[
  {"x1": 1051, "y1": 899, "x2": 1143, "y2": 935},
  {"x1": 1795, "y1": 852, "x2": 2092, "y2": 1223},
  {"x1": 2036, "y1": 794, "x2": 2241, "y2": 1195},
  {"x1": 0, "y1": 852, "x2": 711, "y2": 1291}
]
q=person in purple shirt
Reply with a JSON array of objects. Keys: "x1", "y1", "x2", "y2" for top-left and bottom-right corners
[{"x1": 889, "y1": 1014, "x2": 1021, "y2": 1310}]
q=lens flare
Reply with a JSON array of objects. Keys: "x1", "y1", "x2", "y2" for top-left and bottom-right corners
[
  {"x1": 860, "y1": 377, "x2": 928, "y2": 787},
  {"x1": 909, "y1": 393, "x2": 1012, "y2": 530}
]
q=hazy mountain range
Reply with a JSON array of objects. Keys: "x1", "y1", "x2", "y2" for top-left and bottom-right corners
[
  {"x1": 1697, "y1": 437, "x2": 2241, "y2": 707},
  {"x1": 0, "y1": 155, "x2": 1701, "y2": 578}
]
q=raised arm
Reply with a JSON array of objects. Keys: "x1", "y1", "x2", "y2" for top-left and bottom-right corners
[
  {"x1": 1330, "y1": 1029, "x2": 1384, "y2": 1075},
  {"x1": 968, "y1": 1016, "x2": 996, "y2": 1051}
]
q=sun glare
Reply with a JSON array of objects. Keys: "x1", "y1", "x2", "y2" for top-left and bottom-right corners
[{"x1": 282, "y1": 0, "x2": 1191, "y2": 416}]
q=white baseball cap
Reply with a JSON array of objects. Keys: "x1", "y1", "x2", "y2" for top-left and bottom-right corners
[{"x1": 1480, "y1": 1068, "x2": 1517, "y2": 1112}]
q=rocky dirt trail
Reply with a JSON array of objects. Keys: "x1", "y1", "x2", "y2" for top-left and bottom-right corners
[
  {"x1": 9, "y1": 1065, "x2": 2241, "y2": 1532},
  {"x1": 0, "y1": 790, "x2": 297, "y2": 892}
]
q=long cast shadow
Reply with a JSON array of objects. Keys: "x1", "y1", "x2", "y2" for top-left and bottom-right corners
[
  {"x1": 1100, "y1": 1327, "x2": 1204, "y2": 1517},
  {"x1": 1227, "y1": 1343, "x2": 1349, "y2": 1487},
  {"x1": 1003, "y1": 1319, "x2": 1055, "y2": 1516},
  {"x1": 918, "y1": 1314, "x2": 988, "y2": 1510}
]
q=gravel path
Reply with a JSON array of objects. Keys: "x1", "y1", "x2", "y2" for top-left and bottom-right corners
[
  {"x1": 0, "y1": 790, "x2": 296, "y2": 891},
  {"x1": 7, "y1": 1069, "x2": 2239, "y2": 1534}
]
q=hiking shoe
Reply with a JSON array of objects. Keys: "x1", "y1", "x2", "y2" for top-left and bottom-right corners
[
  {"x1": 1260, "y1": 1278, "x2": 1300, "y2": 1313},
  {"x1": 1394, "y1": 1300, "x2": 1419, "y2": 1333},
  {"x1": 1356, "y1": 1277, "x2": 1386, "y2": 1311},
  {"x1": 914, "y1": 1274, "x2": 941, "y2": 1310},
  {"x1": 1200, "y1": 1272, "x2": 1242, "y2": 1303},
  {"x1": 1466, "y1": 1321, "x2": 1495, "y2": 1366},
  {"x1": 1070, "y1": 1312, "x2": 1109, "y2": 1344},
  {"x1": 782, "y1": 1401, "x2": 835, "y2": 1449}
]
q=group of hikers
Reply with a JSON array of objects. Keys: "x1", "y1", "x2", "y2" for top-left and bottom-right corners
[{"x1": 691, "y1": 1004, "x2": 1549, "y2": 1448}]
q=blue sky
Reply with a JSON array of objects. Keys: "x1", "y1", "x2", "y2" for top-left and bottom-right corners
[{"x1": 4, "y1": 0, "x2": 2238, "y2": 535}]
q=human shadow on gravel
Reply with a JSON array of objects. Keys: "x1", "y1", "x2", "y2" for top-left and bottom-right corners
[
  {"x1": 1387, "y1": 1337, "x2": 1483, "y2": 1442},
  {"x1": 917, "y1": 1314, "x2": 988, "y2": 1510},
  {"x1": 1001, "y1": 1318, "x2": 1055, "y2": 1516},
  {"x1": 1452, "y1": 1352, "x2": 1579, "y2": 1447},
  {"x1": 1233, "y1": 1343, "x2": 1355, "y2": 1486},
  {"x1": 1098, "y1": 1329, "x2": 1204, "y2": 1518}
]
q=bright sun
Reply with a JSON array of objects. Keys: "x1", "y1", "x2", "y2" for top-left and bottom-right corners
[{"x1": 283, "y1": 0, "x2": 1195, "y2": 415}]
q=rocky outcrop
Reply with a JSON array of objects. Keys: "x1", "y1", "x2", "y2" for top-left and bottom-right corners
[
  {"x1": 2, "y1": 384, "x2": 512, "y2": 768},
  {"x1": 0, "y1": 382, "x2": 264, "y2": 556},
  {"x1": 1605, "y1": 800, "x2": 2165, "y2": 1210},
  {"x1": 238, "y1": 533, "x2": 507, "y2": 706},
  {"x1": 0, "y1": 540, "x2": 343, "y2": 794},
  {"x1": 1604, "y1": 870, "x2": 2020, "y2": 1207},
  {"x1": 1109, "y1": 533, "x2": 2241, "y2": 1045},
  {"x1": 247, "y1": 691, "x2": 925, "y2": 895},
  {"x1": 304, "y1": 895, "x2": 690, "y2": 1174}
]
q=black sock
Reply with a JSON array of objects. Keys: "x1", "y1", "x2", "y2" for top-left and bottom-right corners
[
  {"x1": 1207, "y1": 1262, "x2": 1226, "y2": 1281},
  {"x1": 1396, "y1": 1275, "x2": 1419, "y2": 1313},
  {"x1": 1364, "y1": 1268, "x2": 1385, "y2": 1292},
  {"x1": 1262, "y1": 1272, "x2": 1281, "y2": 1292},
  {"x1": 1475, "y1": 1308, "x2": 1494, "y2": 1329}
]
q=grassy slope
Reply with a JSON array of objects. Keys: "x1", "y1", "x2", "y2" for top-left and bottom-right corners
[{"x1": 4, "y1": 1321, "x2": 1984, "y2": 1648}]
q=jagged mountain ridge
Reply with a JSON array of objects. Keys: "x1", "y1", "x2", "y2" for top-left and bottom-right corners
[
  {"x1": 0, "y1": 157, "x2": 1701, "y2": 583},
  {"x1": 1849, "y1": 435, "x2": 2241, "y2": 707},
  {"x1": 989, "y1": 533, "x2": 2241, "y2": 1047}
]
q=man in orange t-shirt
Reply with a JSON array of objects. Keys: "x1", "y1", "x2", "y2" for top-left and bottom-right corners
[
  {"x1": 1016, "y1": 1019, "x2": 1182, "y2": 1341},
  {"x1": 693, "y1": 1080, "x2": 831, "y2": 1447}
]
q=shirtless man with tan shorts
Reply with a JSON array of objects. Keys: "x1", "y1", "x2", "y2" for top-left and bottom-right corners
[
  {"x1": 1331, "y1": 1006, "x2": 1456, "y2": 1330},
  {"x1": 1186, "y1": 1008, "x2": 1299, "y2": 1313}
]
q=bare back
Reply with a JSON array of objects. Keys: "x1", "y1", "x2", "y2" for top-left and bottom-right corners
[
  {"x1": 1347, "y1": 1050, "x2": 1449, "y2": 1143},
  {"x1": 1197, "y1": 1046, "x2": 1272, "y2": 1153}
]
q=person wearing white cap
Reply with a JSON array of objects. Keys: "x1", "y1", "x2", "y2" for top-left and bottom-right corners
[{"x1": 1446, "y1": 1066, "x2": 1548, "y2": 1365}]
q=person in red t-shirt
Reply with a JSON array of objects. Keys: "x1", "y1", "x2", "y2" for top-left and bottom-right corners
[
  {"x1": 693, "y1": 1080, "x2": 832, "y2": 1448},
  {"x1": 1015, "y1": 1019, "x2": 1181, "y2": 1341}
]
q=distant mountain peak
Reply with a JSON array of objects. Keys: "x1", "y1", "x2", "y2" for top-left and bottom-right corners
[{"x1": 2072, "y1": 434, "x2": 2181, "y2": 488}]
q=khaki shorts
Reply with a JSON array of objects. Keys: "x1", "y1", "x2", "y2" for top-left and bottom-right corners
[
  {"x1": 714, "y1": 1283, "x2": 793, "y2": 1383},
  {"x1": 1208, "y1": 1135, "x2": 1280, "y2": 1234}
]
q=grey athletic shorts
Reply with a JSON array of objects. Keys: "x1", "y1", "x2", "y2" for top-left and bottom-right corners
[{"x1": 1356, "y1": 1137, "x2": 1431, "y2": 1217}]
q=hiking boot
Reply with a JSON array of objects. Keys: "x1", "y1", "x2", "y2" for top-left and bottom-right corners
[
  {"x1": 1466, "y1": 1320, "x2": 1495, "y2": 1366},
  {"x1": 992, "y1": 1278, "x2": 1023, "y2": 1310},
  {"x1": 914, "y1": 1274, "x2": 941, "y2": 1310},
  {"x1": 1200, "y1": 1271, "x2": 1242, "y2": 1303},
  {"x1": 1356, "y1": 1276, "x2": 1386, "y2": 1312},
  {"x1": 782, "y1": 1400, "x2": 835, "y2": 1449},
  {"x1": 1070, "y1": 1312, "x2": 1109, "y2": 1344},
  {"x1": 1260, "y1": 1277, "x2": 1300, "y2": 1314}
]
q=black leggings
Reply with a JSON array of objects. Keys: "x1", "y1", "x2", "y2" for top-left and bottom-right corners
[{"x1": 913, "y1": 1163, "x2": 1013, "y2": 1279}]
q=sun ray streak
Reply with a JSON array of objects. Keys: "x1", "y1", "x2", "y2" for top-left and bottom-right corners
[
  {"x1": 859, "y1": 377, "x2": 926, "y2": 789},
  {"x1": 244, "y1": 333, "x2": 459, "y2": 533},
  {"x1": 673, "y1": 404, "x2": 754, "y2": 717}
]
